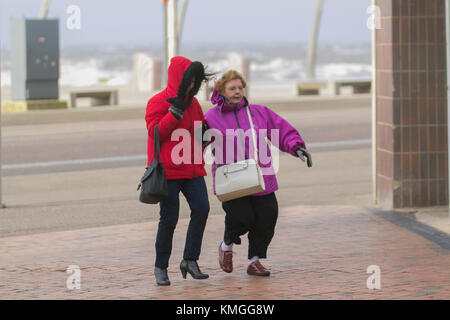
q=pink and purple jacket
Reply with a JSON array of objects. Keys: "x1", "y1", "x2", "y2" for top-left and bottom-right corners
[{"x1": 204, "y1": 89, "x2": 306, "y2": 196}]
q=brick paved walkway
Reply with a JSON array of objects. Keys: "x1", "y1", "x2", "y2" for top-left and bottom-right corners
[{"x1": 1, "y1": 205, "x2": 449, "y2": 299}]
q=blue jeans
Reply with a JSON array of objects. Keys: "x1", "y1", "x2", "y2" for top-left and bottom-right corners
[{"x1": 155, "y1": 176, "x2": 210, "y2": 269}]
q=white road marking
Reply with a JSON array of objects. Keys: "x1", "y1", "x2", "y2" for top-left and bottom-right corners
[{"x1": 2, "y1": 139, "x2": 371, "y2": 170}]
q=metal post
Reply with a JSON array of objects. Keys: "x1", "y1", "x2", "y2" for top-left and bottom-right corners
[
  {"x1": 163, "y1": 2, "x2": 168, "y2": 85},
  {"x1": 162, "y1": 0, "x2": 188, "y2": 85},
  {"x1": 163, "y1": 0, "x2": 179, "y2": 86},
  {"x1": 306, "y1": 0, "x2": 324, "y2": 79},
  {"x1": 372, "y1": 0, "x2": 377, "y2": 205},
  {"x1": 446, "y1": 0, "x2": 450, "y2": 217},
  {"x1": 177, "y1": 0, "x2": 188, "y2": 45},
  {"x1": 39, "y1": 0, "x2": 52, "y2": 19},
  {"x1": 166, "y1": 0, "x2": 178, "y2": 70}
]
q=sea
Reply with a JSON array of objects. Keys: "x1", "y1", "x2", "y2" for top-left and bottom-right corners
[{"x1": 0, "y1": 42, "x2": 372, "y2": 88}]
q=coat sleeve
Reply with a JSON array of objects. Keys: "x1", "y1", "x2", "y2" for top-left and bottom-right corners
[
  {"x1": 262, "y1": 105, "x2": 306, "y2": 156},
  {"x1": 145, "y1": 98, "x2": 180, "y2": 142}
]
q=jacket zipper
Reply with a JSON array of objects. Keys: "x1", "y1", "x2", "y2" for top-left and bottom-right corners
[{"x1": 187, "y1": 107, "x2": 195, "y2": 178}]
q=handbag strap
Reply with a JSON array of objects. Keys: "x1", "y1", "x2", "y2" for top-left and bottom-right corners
[
  {"x1": 234, "y1": 109, "x2": 248, "y2": 160},
  {"x1": 152, "y1": 124, "x2": 162, "y2": 162},
  {"x1": 246, "y1": 106, "x2": 259, "y2": 162},
  {"x1": 233, "y1": 106, "x2": 259, "y2": 162}
]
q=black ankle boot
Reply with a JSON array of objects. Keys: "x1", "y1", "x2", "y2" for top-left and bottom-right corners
[
  {"x1": 180, "y1": 259, "x2": 209, "y2": 280},
  {"x1": 154, "y1": 267, "x2": 170, "y2": 286}
]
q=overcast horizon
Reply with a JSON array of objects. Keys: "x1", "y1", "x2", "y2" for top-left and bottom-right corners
[{"x1": 1, "y1": 0, "x2": 372, "y2": 49}]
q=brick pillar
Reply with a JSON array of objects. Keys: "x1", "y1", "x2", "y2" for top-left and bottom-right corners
[{"x1": 376, "y1": 0, "x2": 448, "y2": 208}]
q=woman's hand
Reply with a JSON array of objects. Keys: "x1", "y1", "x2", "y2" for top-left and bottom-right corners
[
  {"x1": 295, "y1": 148, "x2": 313, "y2": 167},
  {"x1": 167, "y1": 97, "x2": 188, "y2": 120},
  {"x1": 167, "y1": 76, "x2": 191, "y2": 120},
  {"x1": 172, "y1": 97, "x2": 188, "y2": 111}
]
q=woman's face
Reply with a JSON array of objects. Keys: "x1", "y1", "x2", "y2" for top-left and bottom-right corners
[{"x1": 223, "y1": 79, "x2": 244, "y2": 105}]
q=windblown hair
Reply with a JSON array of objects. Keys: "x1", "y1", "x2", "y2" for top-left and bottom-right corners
[
  {"x1": 177, "y1": 61, "x2": 215, "y2": 104},
  {"x1": 214, "y1": 70, "x2": 247, "y2": 95}
]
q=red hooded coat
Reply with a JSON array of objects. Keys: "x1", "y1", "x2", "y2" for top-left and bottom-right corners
[{"x1": 145, "y1": 56, "x2": 207, "y2": 180}]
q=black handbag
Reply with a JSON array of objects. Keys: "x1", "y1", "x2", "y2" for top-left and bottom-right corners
[{"x1": 137, "y1": 124, "x2": 168, "y2": 204}]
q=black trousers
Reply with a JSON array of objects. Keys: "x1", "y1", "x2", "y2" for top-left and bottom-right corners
[{"x1": 222, "y1": 192, "x2": 278, "y2": 260}]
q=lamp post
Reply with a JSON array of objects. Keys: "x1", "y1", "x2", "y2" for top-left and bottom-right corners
[
  {"x1": 177, "y1": 0, "x2": 188, "y2": 43},
  {"x1": 162, "y1": 0, "x2": 188, "y2": 84},
  {"x1": 306, "y1": 0, "x2": 324, "y2": 79},
  {"x1": 39, "y1": 0, "x2": 52, "y2": 19},
  {"x1": 165, "y1": 0, "x2": 178, "y2": 68}
]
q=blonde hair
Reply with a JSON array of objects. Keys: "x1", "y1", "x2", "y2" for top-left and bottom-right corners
[{"x1": 214, "y1": 70, "x2": 247, "y2": 95}]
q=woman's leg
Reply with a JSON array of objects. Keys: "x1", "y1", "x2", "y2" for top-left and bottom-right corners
[
  {"x1": 222, "y1": 195, "x2": 255, "y2": 246},
  {"x1": 180, "y1": 176, "x2": 210, "y2": 261},
  {"x1": 247, "y1": 193, "x2": 279, "y2": 260},
  {"x1": 219, "y1": 196, "x2": 256, "y2": 273},
  {"x1": 155, "y1": 180, "x2": 182, "y2": 269}
]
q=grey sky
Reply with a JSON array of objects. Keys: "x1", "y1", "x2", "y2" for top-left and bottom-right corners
[{"x1": 1, "y1": 0, "x2": 372, "y2": 48}]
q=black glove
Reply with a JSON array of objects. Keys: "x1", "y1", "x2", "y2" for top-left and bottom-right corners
[
  {"x1": 201, "y1": 122, "x2": 210, "y2": 147},
  {"x1": 167, "y1": 62, "x2": 205, "y2": 120},
  {"x1": 295, "y1": 148, "x2": 312, "y2": 167},
  {"x1": 167, "y1": 97, "x2": 188, "y2": 120},
  {"x1": 202, "y1": 122, "x2": 209, "y2": 136}
]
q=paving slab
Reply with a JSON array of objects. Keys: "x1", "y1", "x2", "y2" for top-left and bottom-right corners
[{"x1": 1, "y1": 204, "x2": 449, "y2": 300}]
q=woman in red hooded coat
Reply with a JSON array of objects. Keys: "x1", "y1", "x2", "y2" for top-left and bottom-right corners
[{"x1": 145, "y1": 56, "x2": 211, "y2": 286}]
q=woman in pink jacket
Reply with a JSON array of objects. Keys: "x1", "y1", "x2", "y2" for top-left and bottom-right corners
[{"x1": 204, "y1": 70, "x2": 312, "y2": 276}]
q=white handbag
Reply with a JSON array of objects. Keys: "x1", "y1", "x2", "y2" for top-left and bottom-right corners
[{"x1": 215, "y1": 106, "x2": 266, "y2": 202}]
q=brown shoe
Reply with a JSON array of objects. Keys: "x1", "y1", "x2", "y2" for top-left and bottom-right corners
[
  {"x1": 218, "y1": 243, "x2": 233, "y2": 273},
  {"x1": 247, "y1": 260, "x2": 270, "y2": 276}
]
